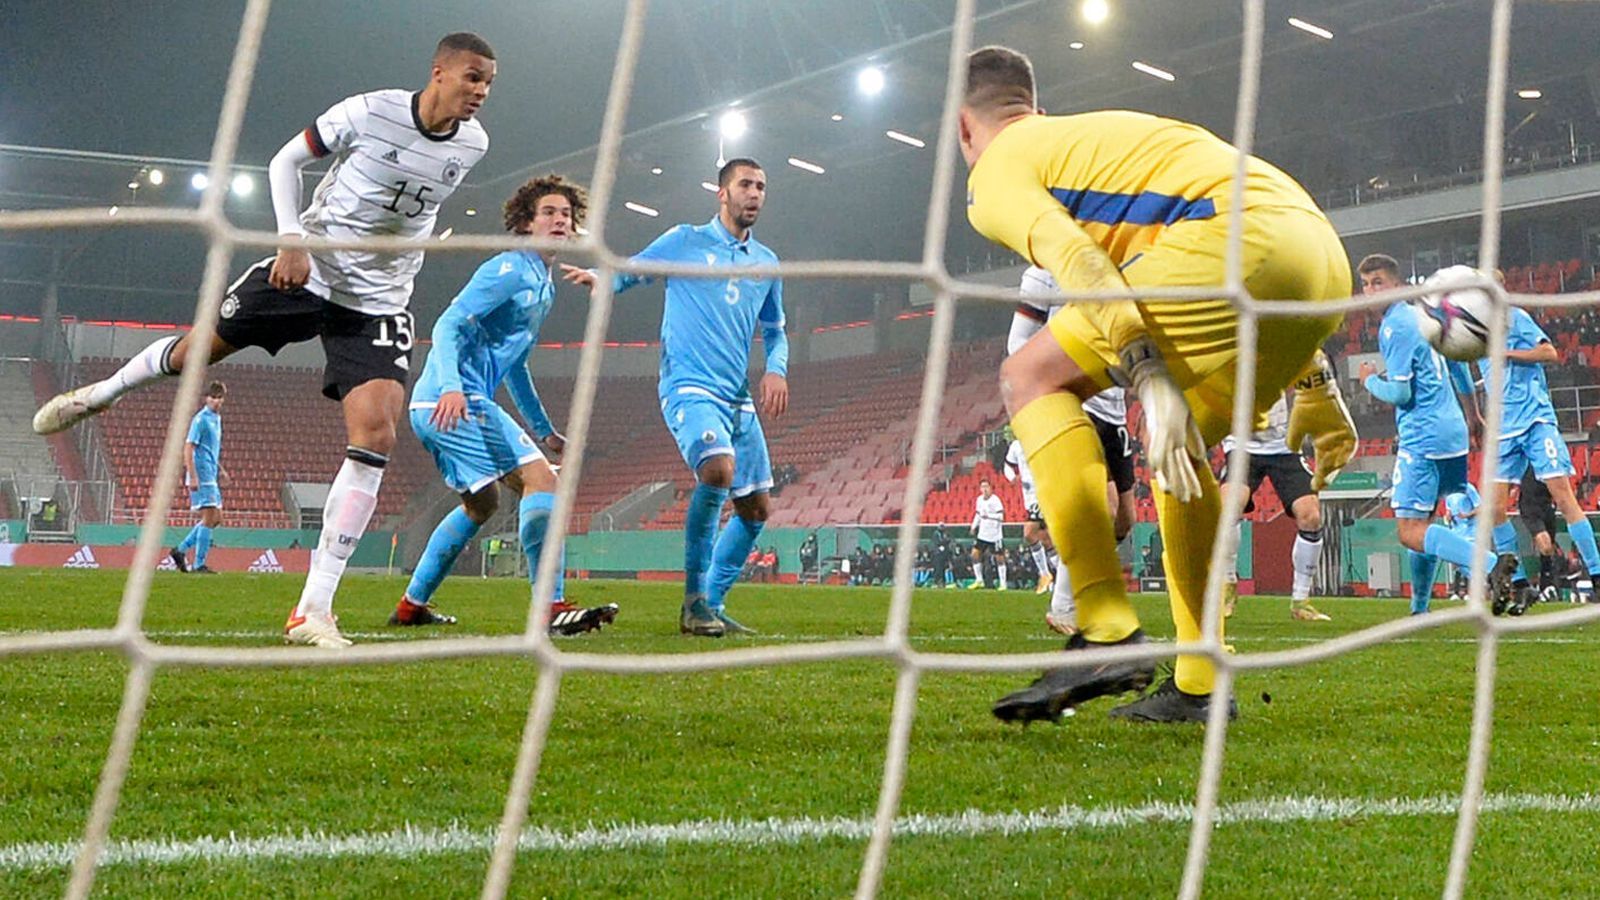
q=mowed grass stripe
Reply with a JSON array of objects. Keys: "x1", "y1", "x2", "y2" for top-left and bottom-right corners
[{"x1": 5, "y1": 792, "x2": 1600, "y2": 872}]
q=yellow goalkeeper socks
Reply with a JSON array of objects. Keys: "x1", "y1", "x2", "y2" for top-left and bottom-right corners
[
  {"x1": 1153, "y1": 462, "x2": 1224, "y2": 695},
  {"x1": 1011, "y1": 392, "x2": 1139, "y2": 643}
]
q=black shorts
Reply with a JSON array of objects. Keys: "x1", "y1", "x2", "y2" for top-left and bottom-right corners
[
  {"x1": 1025, "y1": 503, "x2": 1045, "y2": 526},
  {"x1": 1518, "y1": 467, "x2": 1558, "y2": 536},
  {"x1": 217, "y1": 261, "x2": 415, "y2": 401},
  {"x1": 1221, "y1": 452, "x2": 1315, "y2": 514},
  {"x1": 1092, "y1": 414, "x2": 1136, "y2": 494},
  {"x1": 973, "y1": 538, "x2": 1000, "y2": 555}
]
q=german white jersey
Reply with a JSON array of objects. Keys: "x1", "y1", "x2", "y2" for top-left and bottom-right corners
[
  {"x1": 300, "y1": 89, "x2": 488, "y2": 315},
  {"x1": 1222, "y1": 394, "x2": 1292, "y2": 456},
  {"x1": 972, "y1": 493, "x2": 1005, "y2": 543},
  {"x1": 1003, "y1": 439, "x2": 1037, "y2": 508},
  {"x1": 1015, "y1": 265, "x2": 1128, "y2": 425}
]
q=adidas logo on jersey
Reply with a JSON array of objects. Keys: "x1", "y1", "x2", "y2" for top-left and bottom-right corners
[
  {"x1": 247, "y1": 549, "x2": 283, "y2": 573},
  {"x1": 382, "y1": 148, "x2": 400, "y2": 163},
  {"x1": 64, "y1": 546, "x2": 99, "y2": 569}
]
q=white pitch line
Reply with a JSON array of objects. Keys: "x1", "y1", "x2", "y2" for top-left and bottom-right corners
[
  {"x1": 3, "y1": 791, "x2": 1599, "y2": 872},
  {"x1": 0, "y1": 630, "x2": 1594, "y2": 646}
]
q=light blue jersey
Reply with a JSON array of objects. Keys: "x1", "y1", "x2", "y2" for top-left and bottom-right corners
[
  {"x1": 411, "y1": 249, "x2": 556, "y2": 438},
  {"x1": 1444, "y1": 484, "x2": 1480, "y2": 539},
  {"x1": 615, "y1": 216, "x2": 789, "y2": 404},
  {"x1": 1375, "y1": 302, "x2": 1471, "y2": 459},
  {"x1": 186, "y1": 407, "x2": 222, "y2": 487},
  {"x1": 1499, "y1": 307, "x2": 1557, "y2": 440}
]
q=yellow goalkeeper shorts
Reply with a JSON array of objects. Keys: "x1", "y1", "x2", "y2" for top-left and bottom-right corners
[{"x1": 1048, "y1": 204, "x2": 1350, "y2": 445}]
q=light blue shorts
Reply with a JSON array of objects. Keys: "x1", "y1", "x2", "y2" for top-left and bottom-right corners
[
  {"x1": 1391, "y1": 450, "x2": 1469, "y2": 519},
  {"x1": 189, "y1": 483, "x2": 222, "y2": 511},
  {"x1": 661, "y1": 390, "x2": 773, "y2": 498},
  {"x1": 1495, "y1": 421, "x2": 1573, "y2": 483},
  {"x1": 411, "y1": 397, "x2": 541, "y2": 494}
]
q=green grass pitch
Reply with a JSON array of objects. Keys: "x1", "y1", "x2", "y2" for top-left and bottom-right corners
[{"x1": 3, "y1": 568, "x2": 1600, "y2": 897}]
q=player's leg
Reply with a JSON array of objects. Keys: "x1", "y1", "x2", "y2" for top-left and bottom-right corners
[
  {"x1": 666, "y1": 394, "x2": 736, "y2": 637},
  {"x1": 991, "y1": 325, "x2": 1152, "y2": 724},
  {"x1": 1023, "y1": 520, "x2": 1053, "y2": 595},
  {"x1": 1273, "y1": 457, "x2": 1330, "y2": 621},
  {"x1": 192, "y1": 503, "x2": 222, "y2": 572},
  {"x1": 705, "y1": 408, "x2": 773, "y2": 634},
  {"x1": 393, "y1": 404, "x2": 499, "y2": 625},
  {"x1": 999, "y1": 326, "x2": 1138, "y2": 640},
  {"x1": 503, "y1": 462, "x2": 620, "y2": 637},
  {"x1": 1216, "y1": 453, "x2": 1263, "y2": 617},
  {"x1": 1520, "y1": 475, "x2": 1561, "y2": 599},
  {"x1": 31, "y1": 260, "x2": 318, "y2": 434},
  {"x1": 288, "y1": 306, "x2": 411, "y2": 647},
  {"x1": 1539, "y1": 456, "x2": 1600, "y2": 601},
  {"x1": 710, "y1": 491, "x2": 766, "y2": 634}
]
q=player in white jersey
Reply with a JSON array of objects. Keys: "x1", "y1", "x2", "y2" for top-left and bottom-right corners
[
  {"x1": 1217, "y1": 394, "x2": 1332, "y2": 621},
  {"x1": 33, "y1": 32, "x2": 496, "y2": 648},
  {"x1": 1010, "y1": 266, "x2": 1135, "y2": 633},
  {"x1": 970, "y1": 478, "x2": 1007, "y2": 589}
]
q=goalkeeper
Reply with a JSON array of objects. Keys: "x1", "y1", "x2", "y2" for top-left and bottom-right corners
[{"x1": 960, "y1": 46, "x2": 1358, "y2": 723}]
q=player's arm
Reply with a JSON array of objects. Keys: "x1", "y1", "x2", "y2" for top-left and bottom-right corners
[
  {"x1": 183, "y1": 417, "x2": 202, "y2": 486},
  {"x1": 265, "y1": 97, "x2": 360, "y2": 290},
  {"x1": 1286, "y1": 350, "x2": 1359, "y2": 491},
  {"x1": 432, "y1": 257, "x2": 530, "y2": 430},
  {"x1": 969, "y1": 166, "x2": 1203, "y2": 500},
  {"x1": 1360, "y1": 328, "x2": 1417, "y2": 406},
  {"x1": 505, "y1": 362, "x2": 561, "y2": 458},
  {"x1": 758, "y1": 276, "x2": 789, "y2": 418}
]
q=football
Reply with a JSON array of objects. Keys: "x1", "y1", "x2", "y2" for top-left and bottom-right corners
[{"x1": 1415, "y1": 265, "x2": 1496, "y2": 361}]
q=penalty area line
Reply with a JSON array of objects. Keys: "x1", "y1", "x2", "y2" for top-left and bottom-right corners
[{"x1": 4, "y1": 791, "x2": 1600, "y2": 871}]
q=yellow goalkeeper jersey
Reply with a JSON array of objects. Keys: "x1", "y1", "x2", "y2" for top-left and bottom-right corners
[{"x1": 966, "y1": 110, "x2": 1322, "y2": 266}]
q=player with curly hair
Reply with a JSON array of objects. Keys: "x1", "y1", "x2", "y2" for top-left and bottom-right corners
[{"x1": 398, "y1": 174, "x2": 618, "y2": 636}]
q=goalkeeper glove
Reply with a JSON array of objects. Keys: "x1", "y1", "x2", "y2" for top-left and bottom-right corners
[
  {"x1": 1119, "y1": 337, "x2": 1205, "y2": 502},
  {"x1": 1286, "y1": 350, "x2": 1359, "y2": 491}
]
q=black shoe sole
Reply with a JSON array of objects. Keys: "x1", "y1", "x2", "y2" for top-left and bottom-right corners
[
  {"x1": 992, "y1": 662, "x2": 1156, "y2": 723},
  {"x1": 168, "y1": 549, "x2": 188, "y2": 573}
]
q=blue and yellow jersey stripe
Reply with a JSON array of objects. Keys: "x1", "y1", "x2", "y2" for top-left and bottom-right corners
[{"x1": 966, "y1": 110, "x2": 1323, "y2": 266}]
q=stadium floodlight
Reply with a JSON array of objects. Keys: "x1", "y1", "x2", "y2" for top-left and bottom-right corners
[
  {"x1": 1069, "y1": 41, "x2": 1086, "y2": 50},
  {"x1": 1287, "y1": 17, "x2": 1334, "y2": 40},
  {"x1": 701, "y1": 181, "x2": 719, "y2": 193},
  {"x1": 190, "y1": 173, "x2": 209, "y2": 191},
  {"x1": 885, "y1": 130, "x2": 926, "y2": 149},
  {"x1": 1517, "y1": 88, "x2": 1542, "y2": 99},
  {"x1": 718, "y1": 110, "x2": 748, "y2": 140},
  {"x1": 146, "y1": 168, "x2": 165, "y2": 186},
  {"x1": 437, "y1": 227, "x2": 454, "y2": 241},
  {"x1": 230, "y1": 173, "x2": 254, "y2": 197},
  {"x1": 787, "y1": 157, "x2": 825, "y2": 175},
  {"x1": 830, "y1": 113, "x2": 844, "y2": 122},
  {"x1": 126, "y1": 180, "x2": 140, "y2": 190},
  {"x1": 464, "y1": 208, "x2": 477, "y2": 216},
  {"x1": 650, "y1": 166, "x2": 663, "y2": 175},
  {"x1": 1080, "y1": 0, "x2": 1109, "y2": 26},
  {"x1": 624, "y1": 201, "x2": 660, "y2": 217},
  {"x1": 856, "y1": 65, "x2": 885, "y2": 97},
  {"x1": 1132, "y1": 61, "x2": 1177, "y2": 82}
]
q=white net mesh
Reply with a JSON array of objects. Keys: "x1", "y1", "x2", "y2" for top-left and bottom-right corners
[{"x1": 7, "y1": 0, "x2": 1600, "y2": 897}]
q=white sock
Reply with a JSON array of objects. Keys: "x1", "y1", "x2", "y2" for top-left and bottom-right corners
[
  {"x1": 1030, "y1": 544, "x2": 1051, "y2": 577},
  {"x1": 997, "y1": 563, "x2": 1008, "y2": 591},
  {"x1": 1292, "y1": 529, "x2": 1322, "y2": 602},
  {"x1": 1225, "y1": 519, "x2": 1242, "y2": 583},
  {"x1": 295, "y1": 452, "x2": 385, "y2": 618},
  {"x1": 86, "y1": 335, "x2": 179, "y2": 408},
  {"x1": 1049, "y1": 558, "x2": 1075, "y2": 622}
]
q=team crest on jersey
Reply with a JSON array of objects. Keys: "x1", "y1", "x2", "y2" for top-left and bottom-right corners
[
  {"x1": 220, "y1": 295, "x2": 239, "y2": 319},
  {"x1": 442, "y1": 157, "x2": 464, "y2": 185}
]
